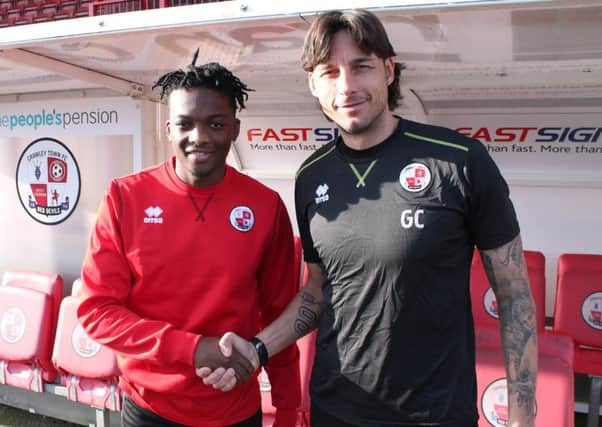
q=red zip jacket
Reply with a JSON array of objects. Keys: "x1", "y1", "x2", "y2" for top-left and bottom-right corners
[{"x1": 78, "y1": 158, "x2": 300, "y2": 426}]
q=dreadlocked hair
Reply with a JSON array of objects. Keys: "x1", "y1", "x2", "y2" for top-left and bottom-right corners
[{"x1": 152, "y1": 49, "x2": 253, "y2": 112}]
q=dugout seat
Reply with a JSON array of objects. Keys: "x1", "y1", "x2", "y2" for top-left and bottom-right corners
[
  {"x1": 475, "y1": 328, "x2": 574, "y2": 427},
  {"x1": 2, "y1": 271, "x2": 63, "y2": 336},
  {"x1": 553, "y1": 253, "x2": 602, "y2": 427},
  {"x1": 470, "y1": 249, "x2": 547, "y2": 335},
  {"x1": 0, "y1": 271, "x2": 63, "y2": 391},
  {"x1": 51, "y1": 279, "x2": 121, "y2": 411}
]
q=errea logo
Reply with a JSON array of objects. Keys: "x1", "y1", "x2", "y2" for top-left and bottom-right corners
[
  {"x1": 315, "y1": 183, "x2": 329, "y2": 205},
  {"x1": 144, "y1": 206, "x2": 163, "y2": 224}
]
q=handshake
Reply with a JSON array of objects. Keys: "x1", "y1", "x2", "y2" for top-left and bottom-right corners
[{"x1": 194, "y1": 332, "x2": 261, "y2": 392}]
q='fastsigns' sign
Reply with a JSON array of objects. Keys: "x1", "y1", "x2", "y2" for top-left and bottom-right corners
[{"x1": 16, "y1": 138, "x2": 81, "y2": 225}]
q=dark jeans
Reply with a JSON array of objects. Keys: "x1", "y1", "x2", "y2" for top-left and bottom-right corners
[{"x1": 122, "y1": 394, "x2": 262, "y2": 427}]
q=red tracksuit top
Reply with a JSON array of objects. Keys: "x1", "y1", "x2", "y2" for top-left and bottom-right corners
[{"x1": 78, "y1": 158, "x2": 300, "y2": 426}]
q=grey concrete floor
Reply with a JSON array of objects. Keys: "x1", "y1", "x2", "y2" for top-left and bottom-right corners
[
  {"x1": 0, "y1": 405, "x2": 80, "y2": 427},
  {"x1": 1, "y1": 403, "x2": 600, "y2": 426}
]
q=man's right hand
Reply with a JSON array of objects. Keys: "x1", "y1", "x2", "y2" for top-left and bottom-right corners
[
  {"x1": 196, "y1": 332, "x2": 259, "y2": 392},
  {"x1": 193, "y1": 336, "x2": 256, "y2": 388}
]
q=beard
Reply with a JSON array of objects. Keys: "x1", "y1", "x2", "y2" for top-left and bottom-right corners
[{"x1": 324, "y1": 103, "x2": 388, "y2": 137}]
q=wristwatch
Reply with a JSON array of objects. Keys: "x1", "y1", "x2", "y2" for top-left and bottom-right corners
[{"x1": 250, "y1": 337, "x2": 269, "y2": 367}]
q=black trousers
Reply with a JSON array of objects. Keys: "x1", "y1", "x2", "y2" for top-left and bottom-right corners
[
  {"x1": 310, "y1": 402, "x2": 356, "y2": 427},
  {"x1": 310, "y1": 402, "x2": 478, "y2": 427},
  {"x1": 121, "y1": 394, "x2": 262, "y2": 427}
]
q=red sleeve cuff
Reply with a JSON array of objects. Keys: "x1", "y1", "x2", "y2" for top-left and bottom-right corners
[{"x1": 163, "y1": 329, "x2": 202, "y2": 366}]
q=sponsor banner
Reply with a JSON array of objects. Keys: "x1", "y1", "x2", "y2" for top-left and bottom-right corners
[
  {"x1": 236, "y1": 118, "x2": 339, "y2": 171},
  {"x1": 0, "y1": 97, "x2": 139, "y2": 137},
  {"x1": 431, "y1": 111, "x2": 602, "y2": 178},
  {"x1": 237, "y1": 113, "x2": 602, "y2": 179}
]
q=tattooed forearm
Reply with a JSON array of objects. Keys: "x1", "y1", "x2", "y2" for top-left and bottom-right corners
[
  {"x1": 294, "y1": 291, "x2": 321, "y2": 337},
  {"x1": 481, "y1": 234, "x2": 537, "y2": 424},
  {"x1": 509, "y1": 369, "x2": 537, "y2": 414}
]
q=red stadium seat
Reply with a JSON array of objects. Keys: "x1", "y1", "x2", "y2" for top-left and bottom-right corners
[
  {"x1": 52, "y1": 279, "x2": 121, "y2": 411},
  {"x1": 54, "y1": 0, "x2": 75, "y2": 17},
  {"x1": 553, "y1": 253, "x2": 602, "y2": 427},
  {"x1": 475, "y1": 328, "x2": 574, "y2": 427},
  {"x1": 32, "y1": 9, "x2": 52, "y2": 21},
  {"x1": 73, "y1": 3, "x2": 87, "y2": 16},
  {"x1": 0, "y1": 286, "x2": 53, "y2": 391},
  {"x1": 25, "y1": 0, "x2": 41, "y2": 9},
  {"x1": 39, "y1": 0, "x2": 58, "y2": 14},
  {"x1": 2, "y1": 271, "x2": 63, "y2": 329},
  {"x1": 52, "y1": 7, "x2": 72, "y2": 18},
  {"x1": 13, "y1": 13, "x2": 32, "y2": 24},
  {"x1": 1, "y1": 271, "x2": 63, "y2": 384},
  {"x1": 470, "y1": 249, "x2": 546, "y2": 335},
  {"x1": 59, "y1": 0, "x2": 77, "y2": 8},
  {"x1": 0, "y1": 15, "x2": 15, "y2": 26}
]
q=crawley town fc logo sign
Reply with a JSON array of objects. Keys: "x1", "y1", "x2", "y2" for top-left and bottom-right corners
[
  {"x1": 16, "y1": 138, "x2": 81, "y2": 225},
  {"x1": 399, "y1": 162, "x2": 432, "y2": 193}
]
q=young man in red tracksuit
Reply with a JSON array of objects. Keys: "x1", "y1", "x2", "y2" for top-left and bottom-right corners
[{"x1": 77, "y1": 53, "x2": 300, "y2": 427}]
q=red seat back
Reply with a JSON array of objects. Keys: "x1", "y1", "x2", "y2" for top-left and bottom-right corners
[
  {"x1": 475, "y1": 329, "x2": 574, "y2": 427},
  {"x1": 2, "y1": 271, "x2": 63, "y2": 382},
  {"x1": 470, "y1": 249, "x2": 546, "y2": 333},
  {"x1": 52, "y1": 280, "x2": 121, "y2": 410},
  {"x1": 2, "y1": 271, "x2": 63, "y2": 337},
  {"x1": 553, "y1": 253, "x2": 602, "y2": 355},
  {"x1": 0, "y1": 286, "x2": 53, "y2": 391},
  {"x1": 0, "y1": 287, "x2": 52, "y2": 360},
  {"x1": 52, "y1": 296, "x2": 119, "y2": 379},
  {"x1": 553, "y1": 254, "x2": 602, "y2": 427}
]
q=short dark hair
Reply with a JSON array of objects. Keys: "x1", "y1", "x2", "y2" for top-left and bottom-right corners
[
  {"x1": 152, "y1": 49, "x2": 253, "y2": 112},
  {"x1": 301, "y1": 9, "x2": 405, "y2": 110}
]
